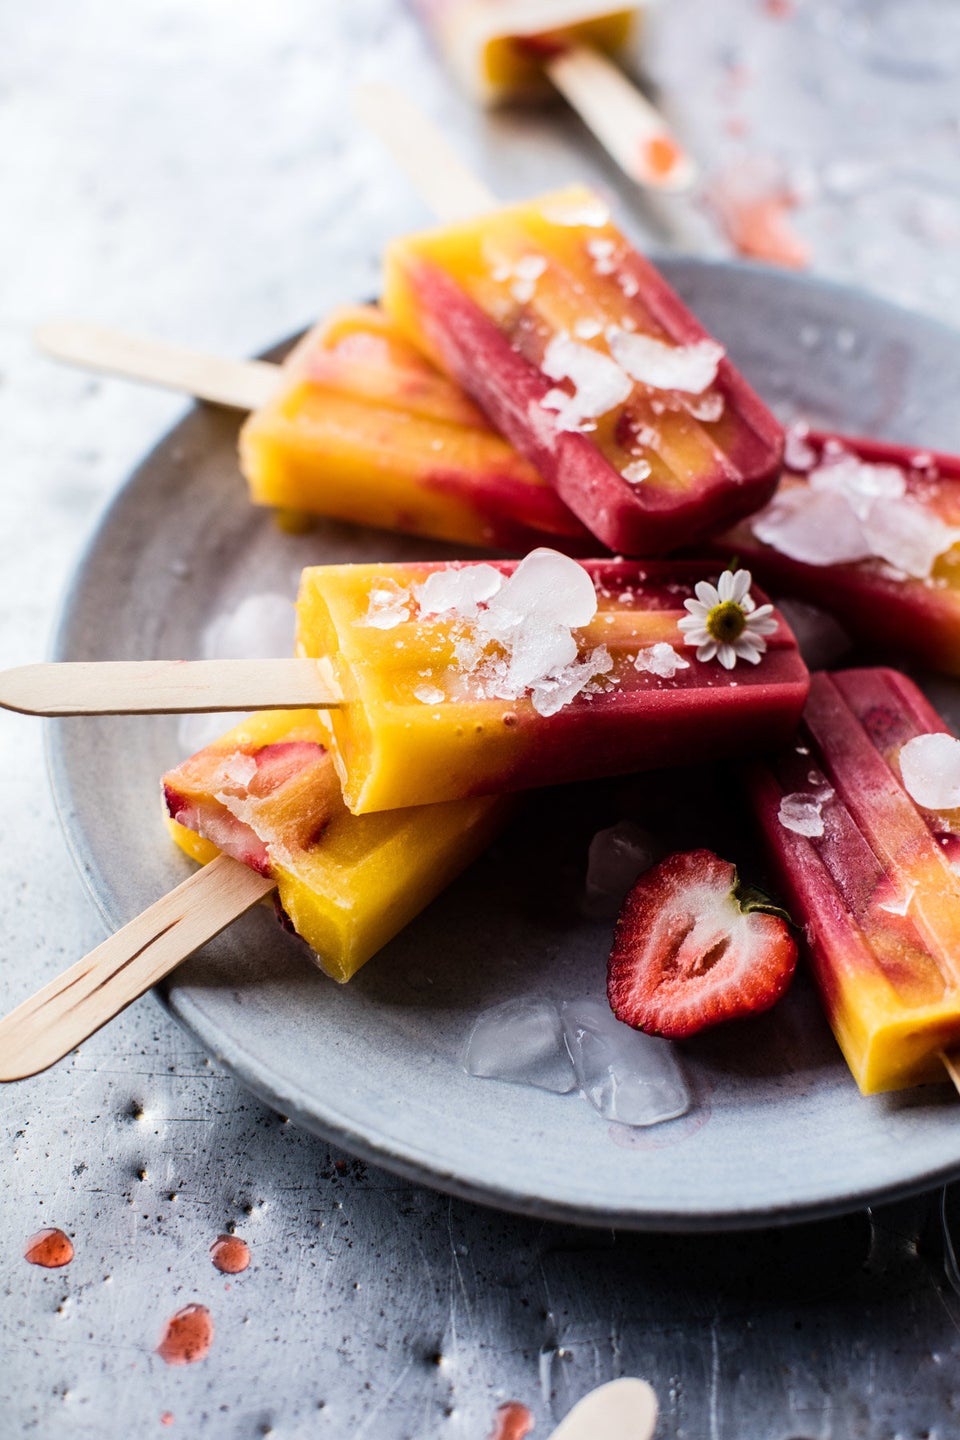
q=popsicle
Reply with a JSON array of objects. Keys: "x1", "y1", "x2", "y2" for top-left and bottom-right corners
[
  {"x1": 238, "y1": 304, "x2": 591, "y2": 552},
  {"x1": 295, "y1": 550, "x2": 810, "y2": 814},
  {"x1": 382, "y1": 185, "x2": 785, "y2": 555},
  {"x1": 163, "y1": 708, "x2": 511, "y2": 982},
  {"x1": 747, "y1": 667, "x2": 960, "y2": 1094},
  {"x1": 714, "y1": 429, "x2": 960, "y2": 675},
  {"x1": 405, "y1": 3, "x2": 695, "y2": 192}
]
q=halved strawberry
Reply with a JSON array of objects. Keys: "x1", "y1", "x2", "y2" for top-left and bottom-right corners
[{"x1": 608, "y1": 849, "x2": 797, "y2": 1038}]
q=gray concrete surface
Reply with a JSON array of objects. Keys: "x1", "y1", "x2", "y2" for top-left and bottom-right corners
[{"x1": 2, "y1": 1, "x2": 960, "y2": 1435}]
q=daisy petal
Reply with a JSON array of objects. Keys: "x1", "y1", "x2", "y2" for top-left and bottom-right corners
[
  {"x1": 694, "y1": 581, "x2": 720, "y2": 608},
  {"x1": 717, "y1": 570, "x2": 735, "y2": 602},
  {"x1": 696, "y1": 640, "x2": 718, "y2": 663},
  {"x1": 747, "y1": 616, "x2": 779, "y2": 637},
  {"x1": 729, "y1": 569, "x2": 752, "y2": 605},
  {"x1": 717, "y1": 644, "x2": 737, "y2": 669}
]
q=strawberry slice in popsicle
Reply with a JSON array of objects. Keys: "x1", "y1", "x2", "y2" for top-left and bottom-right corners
[
  {"x1": 715, "y1": 429, "x2": 960, "y2": 675},
  {"x1": 383, "y1": 185, "x2": 784, "y2": 555},
  {"x1": 748, "y1": 667, "x2": 960, "y2": 1093}
]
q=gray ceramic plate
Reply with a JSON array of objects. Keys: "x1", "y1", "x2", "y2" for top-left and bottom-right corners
[{"x1": 48, "y1": 261, "x2": 960, "y2": 1231}]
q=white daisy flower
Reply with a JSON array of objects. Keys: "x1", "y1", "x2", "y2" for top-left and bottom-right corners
[{"x1": 677, "y1": 569, "x2": 778, "y2": 669}]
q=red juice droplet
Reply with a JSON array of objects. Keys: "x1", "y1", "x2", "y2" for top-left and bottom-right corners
[
  {"x1": 156, "y1": 1305, "x2": 214, "y2": 1366},
  {"x1": 488, "y1": 1401, "x2": 534, "y2": 1440},
  {"x1": 637, "y1": 133, "x2": 683, "y2": 182},
  {"x1": 160, "y1": 1414, "x2": 174, "y2": 1428},
  {"x1": 210, "y1": 1235, "x2": 250, "y2": 1274},
  {"x1": 24, "y1": 1228, "x2": 74, "y2": 1268}
]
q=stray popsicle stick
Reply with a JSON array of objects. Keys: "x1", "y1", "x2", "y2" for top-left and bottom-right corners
[
  {"x1": 940, "y1": 1049, "x2": 960, "y2": 1097},
  {"x1": 547, "y1": 1378, "x2": 659, "y2": 1440},
  {"x1": 0, "y1": 856, "x2": 275, "y2": 1082},
  {"x1": 545, "y1": 44, "x2": 696, "y2": 193},
  {"x1": 0, "y1": 658, "x2": 344, "y2": 718},
  {"x1": 34, "y1": 321, "x2": 280, "y2": 410},
  {"x1": 354, "y1": 83, "x2": 498, "y2": 224}
]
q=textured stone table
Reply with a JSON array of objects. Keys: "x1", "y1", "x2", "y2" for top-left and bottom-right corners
[{"x1": 2, "y1": 2, "x2": 960, "y2": 1435}]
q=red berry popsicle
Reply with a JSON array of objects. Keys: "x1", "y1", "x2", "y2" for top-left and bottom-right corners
[
  {"x1": 716, "y1": 428, "x2": 960, "y2": 674},
  {"x1": 383, "y1": 185, "x2": 784, "y2": 555},
  {"x1": 748, "y1": 667, "x2": 960, "y2": 1093}
]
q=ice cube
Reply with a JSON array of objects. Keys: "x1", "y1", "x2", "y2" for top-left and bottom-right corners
[
  {"x1": 528, "y1": 645, "x2": 613, "y2": 718},
  {"x1": 583, "y1": 820, "x2": 659, "y2": 919},
  {"x1": 899, "y1": 732, "x2": 960, "y2": 811},
  {"x1": 607, "y1": 330, "x2": 724, "y2": 394},
  {"x1": 775, "y1": 599, "x2": 852, "y2": 669},
  {"x1": 360, "y1": 580, "x2": 412, "y2": 629},
  {"x1": 541, "y1": 334, "x2": 632, "y2": 432},
  {"x1": 861, "y1": 496, "x2": 960, "y2": 580},
  {"x1": 413, "y1": 683, "x2": 445, "y2": 705},
  {"x1": 417, "y1": 564, "x2": 502, "y2": 618},
  {"x1": 541, "y1": 197, "x2": 610, "y2": 228},
  {"x1": 783, "y1": 420, "x2": 817, "y2": 471},
  {"x1": 487, "y1": 549, "x2": 599, "y2": 631},
  {"x1": 809, "y1": 451, "x2": 906, "y2": 512},
  {"x1": 752, "y1": 486, "x2": 873, "y2": 566},
  {"x1": 203, "y1": 592, "x2": 296, "y2": 659},
  {"x1": 561, "y1": 999, "x2": 689, "y2": 1126},
  {"x1": 463, "y1": 999, "x2": 576, "y2": 1094},
  {"x1": 778, "y1": 791, "x2": 832, "y2": 838}
]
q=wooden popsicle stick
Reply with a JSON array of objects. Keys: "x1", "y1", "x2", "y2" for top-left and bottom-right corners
[
  {"x1": 0, "y1": 657, "x2": 344, "y2": 718},
  {"x1": 34, "y1": 321, "x2": 281, "y2": 410},
  {"x1": 940, "y1": 1049, "x2": 960, "y2": 1097},
  {"x1": 545, "y1": 44, "x2": 697, "y2": 194},
  {"x1": 354, "y1": 82, "x2": 498, "y2": 224},
  {"x1": 547, "y1": 1378, "x2": 658, "y2": 1440},
  {"x1": 0, "y1": 856, "x2": 275, "y2": 1082}
]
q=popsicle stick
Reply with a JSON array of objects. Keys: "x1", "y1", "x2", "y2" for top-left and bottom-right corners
[
  {"x1": 354, "y1": 82, "x2": 498, "y2": 224},
  {"x1": 547, "y1": 1378, "x2": 658, "y2": 1440},
  {"x1": 0, "y1": 856, "x2": 275, "y2": 1082},
  {"x1": 940, "y1": 1049, "x2": 960, "y2": 1097},
  {"x1": 545, "y1": 44, "x2": 696, "y2": 193},
  {"x1": 34, "y1": 321, "x2": 280, "y2": 410},
  {"x1": 0, "y1": 658, "x2": 344, "y2": 718}
]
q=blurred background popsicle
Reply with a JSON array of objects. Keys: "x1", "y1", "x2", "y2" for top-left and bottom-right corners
[
  {"x1": 714, "y1": 430, "x2": 960, "y2": 675},
  {"x1": 406, "y1": 0, "x2": 696, "y2": 191},
  {"x1": 748, "y1": 668, "x2": 960, "y2": 1094}
]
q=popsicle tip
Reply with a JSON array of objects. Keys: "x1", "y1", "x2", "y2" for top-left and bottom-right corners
[{"x1": 939, "y1": 1049, "x2": 960, "y2": 1098}]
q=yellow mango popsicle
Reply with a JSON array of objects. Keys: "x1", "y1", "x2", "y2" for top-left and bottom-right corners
[
  {"x1": 239, "y1": 305, "x2": 590, "y2": 552},
  {"x1": 295, "y1": 550, "x2": 809, "y2": 815},
  {"x1": 749, "y1": 668, "x2": 960, "y2": 1093},
  {"x1": 163, "y1": 709, "x2": 510, "y2": 982}
]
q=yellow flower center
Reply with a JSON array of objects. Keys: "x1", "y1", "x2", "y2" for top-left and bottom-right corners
[{"x1": 706, "y1": 600, "x2": 747, "y2": 644}]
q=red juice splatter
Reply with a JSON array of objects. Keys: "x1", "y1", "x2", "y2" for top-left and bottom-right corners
[
  {"x1": 709, "y1": 169, "x2": 810, "y2": 270},
  {"x1": 210, "y1": 1235, "x2": 250, "y2": 1274},
  {"x1": 488, "y1": 1401, "x2": 534, "y2": 1440},
  {"x1": 763, "y1": 0, "x2": 795, "y2": 16},
  {"x1": 160, "y1": 1414, "x2": 174, "y2": 1428},
  {"x1": 24, "y1": 1228, "x2": 74, "y2": 1268},
  {"x1": 156, "y1": 1305, "x2": 214, "y2": 1366}
]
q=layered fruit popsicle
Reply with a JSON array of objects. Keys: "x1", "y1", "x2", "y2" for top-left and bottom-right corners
[
  {"x1": 408, "y1": 1, "x2": 637, "y2": 104},
  {"x1": 295, "y1": 548, "x2": 809, "y2": 814},
  {"x1": 715, "y1": 429, "x2": 960, "y2": 674},
  {"x1": 239, "y1": 304, "x2": 590, "y2": 553},
  {"x1": 163, "y1": 709, "x2": 510, "y2": 982},
  {"x1": 383, "y1": 185, "x2": 784, "y2": 555},
  {"x1": 748, "y1": 667, "x2": 960, "y2": 1093}
]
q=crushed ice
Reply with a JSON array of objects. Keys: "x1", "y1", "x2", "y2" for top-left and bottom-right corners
[
  {"x1": 582, "y1": 820, "x2": 659, "y2": 919},
  {"x1": 540, "y1": 197, "x2": 611, "y2": 227},
  {"x1": 607, "y1": 329, "x2": 724, "y2": 394},
  {"x1": 540, "y1": 333, "x2": 632, "y2": 432},
  {"x1": 561, "y1": 1000, "x2": 690, "y2": 1126},
  {"x1": 359, "y1": 579, "x2": 412, "y2": 629},
  {"x1": 633, "y1": 642, "x2": 690, "y2": 679},
  {"x1": 778, "y1": 789, "x2": 834, "y2": 838},
  {"x1": 783, "y1": 420, "x2": 817, "y2": 471},
  {"x1": 401, "y1": 550, "x2": 614, "y2": 718},
  {"x1": 622, "y1": 458, "x2": 652, "y2": 484},
  {"x1": 899, "y1": 732, "x2": 960, "y2": 810},
  {"x1": 752, "y1": 445, "x2": 960, "y2": 579}
]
